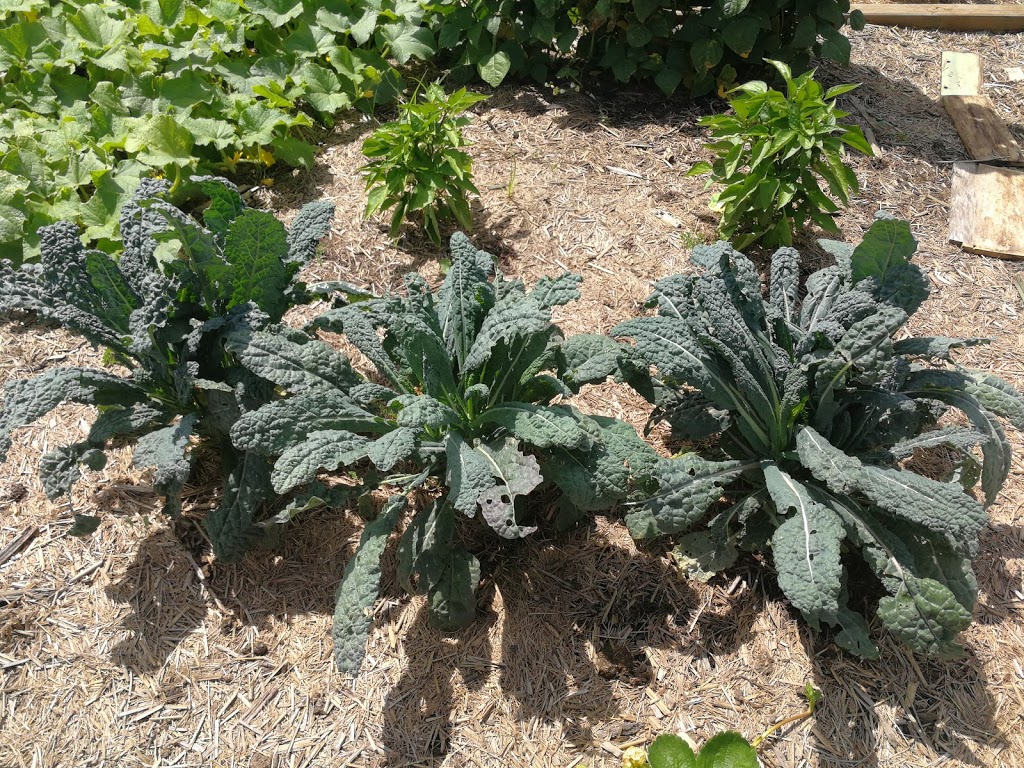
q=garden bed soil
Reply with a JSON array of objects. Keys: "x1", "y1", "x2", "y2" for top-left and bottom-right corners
[{"x1": 2, "y1": 20, "x2": 1024, "y2": 768}]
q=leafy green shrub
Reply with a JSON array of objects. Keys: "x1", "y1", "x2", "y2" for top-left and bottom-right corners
[
  {"x1": 614, "y1": 217, "x2": 1024, "y2": 658},
  {"x1": 229, "y1": 232, "x2": 656, "y2": 672},
  {"x1": 0, "y1": 177, "x2": 336, "y2": 558},
  {"x1": 688, "y1": 60, "x2": 873, "y2": 250},
  {"x1": 0, "y1": 0, "x2": 419, "y2": 263},
  {"x1": 430, "y1": 0, "x2": 866, "y2": 96},
  {"x1": 361, "y1": 84, "x2": 487, "y2": 244}
]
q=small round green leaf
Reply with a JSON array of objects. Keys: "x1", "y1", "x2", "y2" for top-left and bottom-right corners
[
  {"x1": 695, "y1": 732, "x2": 758, "y2": 768},
  {"x1": 648, "y1": 734, "x2": 697, "y2": 768}
]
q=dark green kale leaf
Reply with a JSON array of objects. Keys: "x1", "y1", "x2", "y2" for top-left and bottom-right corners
[{"x1": 615, "y1": 217, "x2": 1024, "y2": 659}]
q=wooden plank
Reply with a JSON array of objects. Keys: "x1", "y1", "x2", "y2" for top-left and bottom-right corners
[
  {"x1": 941, "y1": 52, "x2": 982, "y2": 97},
  {"x1": 949, "y1": 162, "x2": 1024, "y2": 260},
  {"x1": 942, "y1": 93, "x2": 1024, "y2": 164},
  {"x1": 852, "y1": 4, "x2": 1024, "y2": 32}
]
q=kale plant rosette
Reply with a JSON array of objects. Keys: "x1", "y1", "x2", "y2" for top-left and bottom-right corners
[
  {"x1": 0, "y1": 176, "x2": 337, "y2": 559},
  {"x1": 229, "y1": 232, "x2": 658, "y2": 672},
  {"x1": 614, "y1": 216, "x2": 1024, "y2": 658}
]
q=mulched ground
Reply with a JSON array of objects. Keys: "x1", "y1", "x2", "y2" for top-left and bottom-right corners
[{"x1": 2, "y1": 19, "x2": 1024, "y2": 768}]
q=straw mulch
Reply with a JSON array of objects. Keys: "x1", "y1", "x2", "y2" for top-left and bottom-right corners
[{"x1": 2, "y1": 21, "x2": 1024, "y2": 768}]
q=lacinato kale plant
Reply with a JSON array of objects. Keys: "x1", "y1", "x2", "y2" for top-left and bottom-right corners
[
  {"x1": 614, "y1": 216, "x2": 1024, "y2": 658},
  {"x1": 229, "y1": 232, "x2": 656, "y2": 673},
  {"x1": 0, "y1": 177, "x2": 336, "y2": 557}
]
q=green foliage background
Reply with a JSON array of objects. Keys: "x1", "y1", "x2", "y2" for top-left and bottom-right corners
[{"x1": 0, "y1": 0, "x2": 860, "y2": 263}]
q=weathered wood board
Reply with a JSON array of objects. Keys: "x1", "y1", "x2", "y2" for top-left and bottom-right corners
[
  {"x1": 940, "y1": 52, "x2": 1024, "y2": 164},
  {"x1": 852, "y1": 4, "x2": 1024, "y2": 31},
  {"x1": 942, "y1": 52, "x2": 983, "y2": 97},
  {"x1": 948, "y1": 162, "x2": 1024, "y2": 260}
]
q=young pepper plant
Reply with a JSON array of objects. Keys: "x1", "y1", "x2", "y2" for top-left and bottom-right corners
[
  {"x1": 688, "y1": 59, "x2": 873, "y2": 249},
  {"x1": 228, "y1": 232, "x2": 656, "y2": 673},
  {"x1": 360, "y1": 84, "x2": 487, "y2": 245}
]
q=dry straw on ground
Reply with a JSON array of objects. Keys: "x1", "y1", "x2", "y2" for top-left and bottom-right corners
[{"x1": 2, "y1": 19, "x2": 1024, "y2": 768}]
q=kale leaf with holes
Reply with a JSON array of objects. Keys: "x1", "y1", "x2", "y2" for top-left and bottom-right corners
[
  {"x1": 231, "y1": 232, "x2": 656, "y2": 673},
  {"x1": 614, "y1": 216, "x2": 1024, "y2": 658}
]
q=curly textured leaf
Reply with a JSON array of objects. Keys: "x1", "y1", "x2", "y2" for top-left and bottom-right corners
[
  {"x1": 286, "y1": 199, "x2": 335, "y2": 266},
  {"x1": 398, "y1": 499, "x2": 455, "y2": 595},
  {"x1": 765, "y1": 465, "x2": 844, "y2": 627},
  {"x1": 261, "y1": 481, "x2": 359, "y2": 527},
  {"x1": 444, "y1": 433, "x2": 494, "y2": 517},
  {"x1": 654, "y1": 389, "x2": 732, "y2": 441},
  {"x1": 271, "y1": 429, "x2": 370, "y2": 494},
  {"x1": 206, "y1": 450, "x2": 273, "y2": 562},
  {"x1": 132, "y1": 413, "x2": 197, "y2": 516},
  {"x1": 84, "y1": 250, "x2": 140, "y2": 330},
  {"x1": 393, "y1": 394, "x2": 460, "y2": 430},
  {"x1": 876, "y1": 574, "x2": 971, "y2": 658},
  {"x1": 557, "y1": 334, "x2": 623, "y2": 391},
  {"x1": 39, "y1": 443, "x2": 91, "y2": 500},
  {"x1": 0, "y1": 260, "x2": 130, "y2": 351},
  {"x1": 888, "y1": 426, "x2": 985, "y2": 461},
  {"x1": 476, "y1": 402, "x2": 593, "y2": 450},
  {"x1": 463, "y1": 294, "x2": 550, "y2": 371},
  {"x1": 530, "y1": 272, "x2": 582, "y2": 309},
  {"x1": 310, "y1": 303, "x2": 406, "y2": 389},
  {"x1": 612, "y1": 317, "x2": 735, "y2": 410},
  {"x1": 800, "y1": 265, "x2": 847, "y2": 332},
  {"x1": 398, "y1": 312, "x2": 461, "y2": 400},
  {"x1": 333, "y1": 495, "x2": 405, "y2": 674},
  {"x1": 893, "y1": 337, "x2": 989, "y2": 360},
  {"x1": 224, "y1": 210, "x2": 290, "y2": 320},
  {"x1": 191, "y1": 176, "x2": 245, "y2": 242},
  {"x1": 769, "y1": 246, "x2": 801, "y2": 322},
  {"x1": 626, "y1": 455, "x2": 754, "y2": 539},
  {"x1": 226, "y1": 327, "x2": 361, "y2": 392},
  {"x1": 474, "y1": 439, "x2": 543, "y2": 538},
  {"x1": 541, "y1": 415, "x2": 657, "y2": 512},
  {"x1": 427, "y1": 544, "x2": 481, "y2": 631},
  {"x1": 232, "y1": 390, "x2": 389, "y2": 456},
  {"x1": 850, "y1": 217, "x2": 917, "y2": 286},
  {"x1": 797, "y1": 427, "x2": 986, "y2": 546},
  {"x1": 965, "y1": 370, "x2": 1024, "y2": 430},
  {"x1": 903, "y1": 369, "x2": 1016, "y2": 504},
  {"x1": 0, "y1": 370, "x2": 143, "y2": 462},
  {"x1": 366, "y1": 427, "x2": 418, "y2": 471},
  {"x1": 436, "y1": 232, "x2": 494, "y2": 368}
]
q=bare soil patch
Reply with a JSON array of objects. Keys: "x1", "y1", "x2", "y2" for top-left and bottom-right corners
[{"x1": 2, "y1": 22, "x2": 1024, "y2": 768}]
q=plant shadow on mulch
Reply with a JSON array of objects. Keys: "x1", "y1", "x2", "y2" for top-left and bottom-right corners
[
  {"x1": 101, "y1": 502, "x2": 758, "y2": 763},
  {"x1": 377, "y1": 526, "x2": 762, "y2": 763},
  {"x1": 100, "y1": 495, "x2": 1014, "y2": 767},
  {"x1": 806, "y1": 644, "x2": 1003, "y2": 768}
]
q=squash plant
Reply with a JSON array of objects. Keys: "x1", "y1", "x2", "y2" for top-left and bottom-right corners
[
  {"x1": 229, "y1": 232, "x2": 656, "y2": 673},
  {"x1": 0, "y1": 177, "x2": 336, "y2": 556},
  {"x1": 615, "y1": 217, "x2": 1024, "y2": 658}
]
